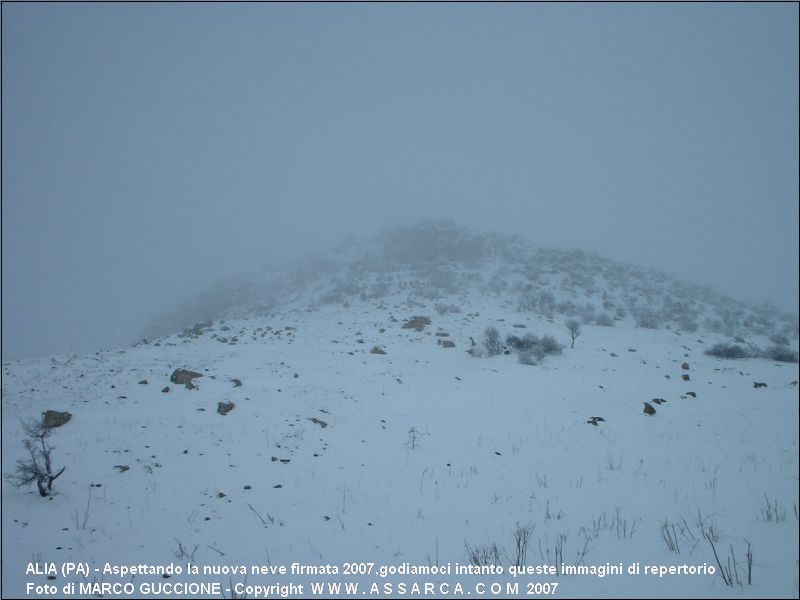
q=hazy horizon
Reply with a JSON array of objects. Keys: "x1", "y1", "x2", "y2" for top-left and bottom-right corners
[{"x1": 3, "y1": 2, "x2": 798, "y2": 360}]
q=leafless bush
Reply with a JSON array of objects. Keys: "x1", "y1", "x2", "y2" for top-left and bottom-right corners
[
  {"x1": 513, "y1": 524, "x2": 534, "y2": 567},
  {"x1": 7, "y1": 419, "x2": 66, "y2": 497},
  {"x1": 434, "y1": 303, "x2": 462, "y2": 315},
  {"x1": 518, "y1": 348, "x2": 544, "y2": 365},
  {"x1": 594, "y1": 313, "x2": 614, "y2": 327},
  {"x1": 705, "y1": 343, "x2": 755, "y2": 359},
  {"x1": 483, "y1": 327, "x2": 503, "y2": 356},
  {"x1": 566, "y1": 319, "x2": 581, "y2": 348},
  {"x1": 762, "y1": 345, "x2": 798, "y2": 363},
  {"x1": 174, "y1": 538, "x2": 199, "y2": 562},
  {"x1": 465, "y1": 541, "x2": 501, "y2": 566},
  {"x1": 405, "y1": 427, "x2": 429, "y2": 450}
]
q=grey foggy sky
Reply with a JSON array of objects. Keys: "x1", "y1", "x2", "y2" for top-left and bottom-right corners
[{"x1": 2, "y1": 2, "x2": 798, "y2": 360}]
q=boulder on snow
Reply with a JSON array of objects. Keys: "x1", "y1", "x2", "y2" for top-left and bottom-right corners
[
  {"x1": 42, "y1": 410, "x2": 72, "y2": 428},
  {"x1": 170, "y1": 368, "x2": 203, "y2": 389},
  {"x1": 401, "y1": 316, "x2": 431, "y2": 332},
  {"x1": 217, "y1": 401, "x2": 235, "y2": 415},
  {"x1": 643, "y1": 402, "x2": 656, "y2": 416}
]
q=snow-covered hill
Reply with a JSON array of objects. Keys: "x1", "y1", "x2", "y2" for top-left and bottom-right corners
[
  {"x1": 145, "y1": 221, "x2": 798, "y2": 346},
  {"x1": 2, "y1": 222, "x2": 798, "y2": 598}
]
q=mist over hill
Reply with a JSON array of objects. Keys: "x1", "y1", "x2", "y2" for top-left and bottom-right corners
[
  {"x1": 4, "y1": 217, "x2": 798, "y2": 598},
  {"x1": 143, "y1": 221, "x2": 798, "y2": 346}
]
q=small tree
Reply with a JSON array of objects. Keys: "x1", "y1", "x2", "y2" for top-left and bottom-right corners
[
  {"x1": 566, "y1": 319, "x2": 581, "y2": 349},
  {"x1": 8, "y1": 419, "x2": 65, "y2": 497},
  {"x1": 483, "y1": 327, "x2": 503, "y2": 356}
]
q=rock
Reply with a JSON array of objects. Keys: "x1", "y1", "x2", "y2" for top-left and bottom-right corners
[
  {"x1": 686, "y1": 391, "x2": 696, "y2": 398},
  {"x1": 439, "y1": 340, "x2": 456, "y2": 348},
  {"x1": 170, "y1": 368, "x2": 203, "y2": 389},
  {"x1": 370, "y1": 346, "x2": 386, "y2": 355},
  {"x1": 42, "y1": 410, "x2": 71, "y2": 428},
  {"x1": 308, "y1": 417, "x2": 328, "y2": 428},
  {"x1": 113, "y1": 465, "x2": 130, "y2": 473},
  {"x1": 651, "y1": 398, "x2": 666, "y2": 404},
  {"x1": 587, "y1": 416, "x2": 605, "y2": 426},
  {"x1": 681, "y1": 374, "x2": 690, "y2": 381},
  {"x1": 681, "y1": 362, "x2": 689, "y2": 370},
  {"x1": 217, "y1": 401, "x2": 235, "y2": 415},
  {"x1": 643, "y1": 402, "x2": 656, "y2": 416},
  {"x1": 753, "y1": 382, "x2": 767, "y2": 389},
  {"x1": 231, "y1": 378, "x2": 242, "y2": 387},
  {"x1": 401, "y1": 316, "x2": 431, "y2": 332},
  {"x1": 162, "y1": 386, "x2": 170, "y2": 393},
  {"x1": 139, "y1": 379, "x2": 148, "y2": 385}
]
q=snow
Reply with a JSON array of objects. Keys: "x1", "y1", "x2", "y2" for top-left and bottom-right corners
[{"x1": 2, "y1": 291, "x2": 798, "y2": 598}]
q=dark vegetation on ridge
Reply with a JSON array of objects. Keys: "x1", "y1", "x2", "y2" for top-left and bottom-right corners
[{"x1": 142, "y1": 221, "x2": 798, "y2": 352}]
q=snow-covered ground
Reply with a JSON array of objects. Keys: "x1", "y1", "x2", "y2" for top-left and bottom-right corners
[{"x1": 2, "y1": 289, "x2": 798, "y2": 598}]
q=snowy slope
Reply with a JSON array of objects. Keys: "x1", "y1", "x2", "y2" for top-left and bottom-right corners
[{"x1": 2, "y1": 227, "x2": 799, "y2": 599}]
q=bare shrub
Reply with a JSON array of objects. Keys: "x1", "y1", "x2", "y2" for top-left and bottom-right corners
[
  {"x1": 507, "y1": 332, "x2": 562, "y2": 365},
  {"x1": 7, "y1": 419, "x2": 66, "y2": 497},
  {"x1": 705, "y1": 343, "x2": 754, "y2": 359},
  {"x1": 566, "y1": 319, "x2": 581, "y2": 349},
  {"x1": 483, "y1": 327, "x2": 503, "y2": 356},
  {"x1": 762, "y1": 345, "x2": 798, "y2": 363},
  {"x1": 513, "y1": 524, "x2": 534, "y2": 567},
  {"x1": 539, "y1": 335, "x2": 563, "y2": 355},
  {"x1": 518, "y1": 347, "x2": 546, "y2": 365},
  {"x1": 465, "y1": 541, "x2": 501, "y2": 566},
  {"x1": 633, "y1": 308, "x2": 661, "y2": 329},
  {"x1": 434, "y1": 303, "x2": 462, "y2": 315},
  {"x1": 769, "y1": 333, "x2": 790, "y2": 346},
  {"x1": 594, "y1": 313, "x2": 614, "y2": 327}
]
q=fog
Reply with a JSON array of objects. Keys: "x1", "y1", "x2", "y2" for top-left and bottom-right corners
[{"x1": 2, "y1": 3, "x2": 798, "y2": 360}]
